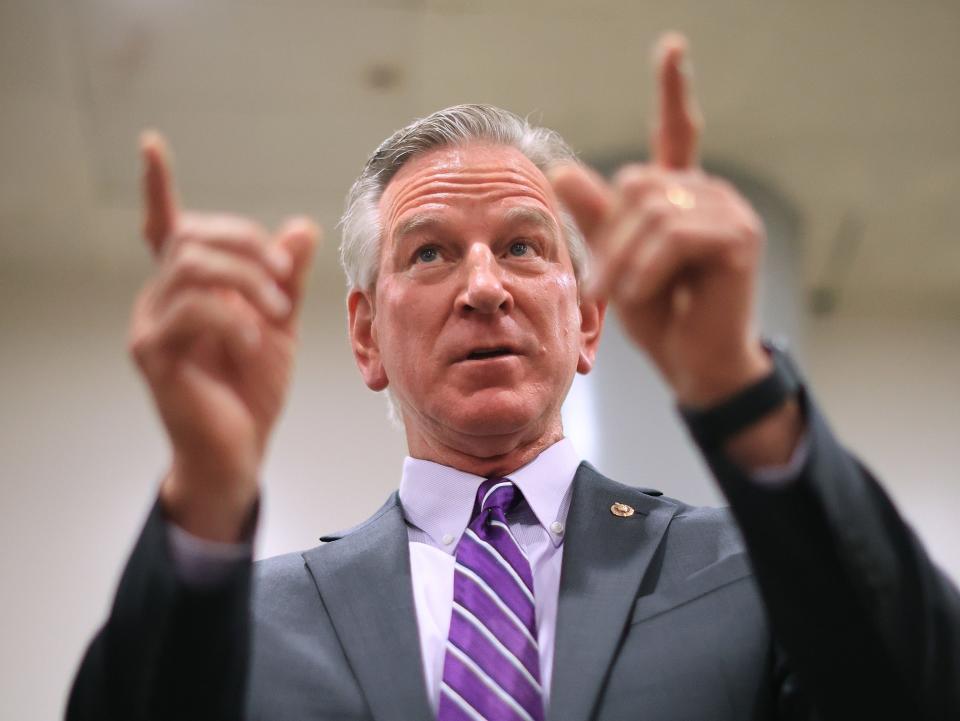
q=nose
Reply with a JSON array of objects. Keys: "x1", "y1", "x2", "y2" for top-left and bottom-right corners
[{"x1": 457, "y1": 244, "x2": 513, "y2": 315}]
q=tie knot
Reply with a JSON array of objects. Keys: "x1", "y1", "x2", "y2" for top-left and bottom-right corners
[{"x1": 474, "y1": 477, "x2": 520, "y2": 517}]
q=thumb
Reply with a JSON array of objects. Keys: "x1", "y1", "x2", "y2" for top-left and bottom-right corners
[
  {"x1": 549, "y1": 162, "x2": 612, "y2": 241},
  {"x1": 274, "y1": 217, "x2": 320, "y2": 323}
]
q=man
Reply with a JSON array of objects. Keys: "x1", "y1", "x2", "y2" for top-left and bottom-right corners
[{"x1": 68, "y1": 35, "x2": 958, "y2": 720}]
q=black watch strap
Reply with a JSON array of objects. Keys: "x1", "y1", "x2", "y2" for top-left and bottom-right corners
[{"x1": 679, "y1": 340, "x2": 801, "y2": 451}]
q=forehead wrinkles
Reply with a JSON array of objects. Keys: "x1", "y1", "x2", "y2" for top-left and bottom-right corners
[{"x1": 383, "y1": 163, "x2": 554, "y2": 232}]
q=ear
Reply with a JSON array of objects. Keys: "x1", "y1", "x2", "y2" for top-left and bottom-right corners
[
  {"x1": 576, "y1": 294, "x2": 606, "y2": 374},
  {"x1": 348, "y1": 289, "x2": 389, "y2": 391}
]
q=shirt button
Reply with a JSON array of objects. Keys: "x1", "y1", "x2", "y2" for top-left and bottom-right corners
[
  {"x1": 549, "y1": 521, "x2": 565, "y2": 535},
  {"x1": 442, "y1": 533, "x2": 455, "y2": 546}
]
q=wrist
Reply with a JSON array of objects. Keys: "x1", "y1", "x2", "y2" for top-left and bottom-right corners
[
  {"x1": 678, "y1": 339, "x2": 806, "y2": 468},
  {"x1": 160, "y1": 458, "x2": 260, "y2": 543},
  {"x1": 672, "y1": 342, "x2": 772, "y2": 408},
  {"x1": 723, "y1": 396, "x2": 804, "y2": 470}
]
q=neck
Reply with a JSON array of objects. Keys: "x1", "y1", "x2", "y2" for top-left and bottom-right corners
[{"x1": 404, "y1": 416, "x2": 565, "y2": 478}]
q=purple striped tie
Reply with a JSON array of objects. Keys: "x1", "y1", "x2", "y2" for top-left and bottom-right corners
[{"x1": 437, "y1": 478, "x2": 546, "y2": 721}]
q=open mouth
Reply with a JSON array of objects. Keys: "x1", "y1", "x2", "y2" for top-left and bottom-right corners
[{"x1": 465, "y1": 347, "x2": 514, "y2": 361}]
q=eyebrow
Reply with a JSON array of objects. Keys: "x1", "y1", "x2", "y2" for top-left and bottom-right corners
[
  {"x1": 393, "y1": 214, "x2": 445, "y2": 244},
  {"x1": 501, "y1": 206, "x2": 560, "y2": 238},
  {"x1": 392, "y1": 206, "x2": 560, "y2": 244}
]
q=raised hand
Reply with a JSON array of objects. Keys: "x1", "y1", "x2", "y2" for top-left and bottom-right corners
[
  {"x1": 551, "y1": 33, "x2": 770, "y2": 409},
  {"x1": 552, "y1": 33, "x2": 805, "y2": 468},
  {"x1": 130, "y1": 132, "x2": 318, "y2": 541}
]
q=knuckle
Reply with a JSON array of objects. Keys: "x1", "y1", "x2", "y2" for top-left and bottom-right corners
[
  {"x1": 733, "y1": 210, "x2": 764, "y2": 245},
  {"x1": 169, "y1": 257, "x2": 198, "y2": 284},
  {"x1": 663, "y1": 224, "x2": 685, "y2": 245},
  {"x1": 217, "y1": 212, "x2": 259, "y2": 230},
  {"x1": 727, "y1": 245, "x2": 755, "y2": 273},
  {"x1": 616, "y1": 168, "x2": 656, "y2": 205},
  {"x1": 171, "y1": 246, "x2": 208, "y2": 281},
  {"x1": 127, "y1": 335, "x2": 145, "y2": 361},
  {"x1": 614, "y1": 276, "x2": 642, "y2": 307},
  {"x1": 212, "y1": 214, "x2": 268, "y2": 246},
  {"x1": 128, "y1": 328, "x2": 156, "y2": 365},
  {"x1": 644, "y1": 199, "x2": 672, "y2": 228},
  {"x1": 613, "y1": 163, "x2": 646, "y2": 188},
  {"x1": 736, "y1": 218, "x2": 760, "y2": 242},
  {"x1": 163, "y1": 220, "x2": 199, "y2": 255},
  {"x1": 720, "y1": 226, "x2": 759, "y2": 267},
  {"x1": 174, "y1": 213, "x2": 202, "y2": 242},
  {"x1": 233, "y1": 216, "x2": 269, "y2": 241},
  {"x1": 169, "y1": 291, "x2": 205, "y2": 319}
]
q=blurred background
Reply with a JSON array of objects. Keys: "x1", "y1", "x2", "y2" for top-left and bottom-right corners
[{"x1": 1, "y1": 0, "x2": 958, "y2": 717}]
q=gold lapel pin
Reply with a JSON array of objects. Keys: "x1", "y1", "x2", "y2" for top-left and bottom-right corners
[{"x1": 610, "y1": 502, "x2": 635, "y2": 518}]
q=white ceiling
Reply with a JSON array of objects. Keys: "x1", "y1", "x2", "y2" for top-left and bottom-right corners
[{"x1": 2, "y1": 0, "x2": 958, "y2": 316}]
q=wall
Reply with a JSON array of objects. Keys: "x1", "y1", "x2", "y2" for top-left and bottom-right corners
[
  {"x1": 1, "y1": 274, "x2": 957, "y2": 719},
  {"x1": 0, "y1": 268, "x2": 409, "y2": 720},
  {"x1": 804, "y1": 313, "x2": 960, "y2": 582}
]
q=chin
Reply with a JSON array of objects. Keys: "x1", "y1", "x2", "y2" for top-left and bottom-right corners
[{"x1": 433, "y1": 388, "x2": 546, "y2": 439}]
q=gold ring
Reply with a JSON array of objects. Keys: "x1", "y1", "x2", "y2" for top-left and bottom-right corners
[{"x1": 666, "y1": 185, "x2": 696, "y2": 210}]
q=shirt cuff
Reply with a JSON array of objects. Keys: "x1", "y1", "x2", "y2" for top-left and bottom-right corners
[
  {"x1": 748, "y1": 429, "x2": 811, "y2": 485},
  {"x1": 166, "y1": 522, "x2": 253, "y2": 588}
]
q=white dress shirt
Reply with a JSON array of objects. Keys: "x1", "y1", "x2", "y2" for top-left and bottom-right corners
[{"x1": 399, "y1": 437, "x2": 580, "y2": 713}]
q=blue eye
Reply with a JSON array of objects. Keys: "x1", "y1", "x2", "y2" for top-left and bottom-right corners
[
  {"x1": 509, "y1": 241, "x2": 529, "y2": 257},
  {"x1": 417, "y1": 247, "x2": 439, "y2": 263}
]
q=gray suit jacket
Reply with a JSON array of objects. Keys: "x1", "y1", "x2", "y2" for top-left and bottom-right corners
[
  {"x1": 249, "y1": 464, "x2": 767, "y2": 721},
  {"x1": 68, "y1": 393, "x2": 960, "y2": 720}
]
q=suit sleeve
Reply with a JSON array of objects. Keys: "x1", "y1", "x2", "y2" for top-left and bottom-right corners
[
  {"x1": 694, "y1": 387, "x2": 960, "y2": 721},
  {"x1": 65, "y1": 499, "x2": 253, "y2": 721}
]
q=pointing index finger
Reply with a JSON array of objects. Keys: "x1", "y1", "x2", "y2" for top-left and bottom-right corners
[
  {"x1": 140, "y1": 129, "x2": 179, "y2": 256},
  {"x1": 651, "y1": 33, "x2": 702, "y2": 170}
]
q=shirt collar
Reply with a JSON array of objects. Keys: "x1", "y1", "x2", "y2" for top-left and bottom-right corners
[{"x1": 399, "y1": 437, "x2": 581, "y2": 552}]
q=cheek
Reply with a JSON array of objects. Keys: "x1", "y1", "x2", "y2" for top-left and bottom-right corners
[
  {"x1": 550, "y1": 274, "x2": 582, "y2": 335},
  {"x1": 376, "y1": 282, "x2": 446, "y2": 374},
  {"x1": 529, "y1": 274, "x2": 582, "y2": 354}
]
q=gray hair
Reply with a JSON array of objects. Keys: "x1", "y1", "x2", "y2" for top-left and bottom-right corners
[{"x1": 338, "y1": 104, "x2": 588, "y2": 291}]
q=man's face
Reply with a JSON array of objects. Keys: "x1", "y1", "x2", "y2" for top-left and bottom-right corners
[{"x1": 349, "y1": 143, "x2": 602, "y2": 458}]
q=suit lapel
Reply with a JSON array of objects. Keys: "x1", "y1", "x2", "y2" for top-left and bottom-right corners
[
  {"x1": 548, "y1": 463, "x2": 678, "y2": 721},
  {"x1": 303, "y1": 493, "x2": 434, "y2": 721}
]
